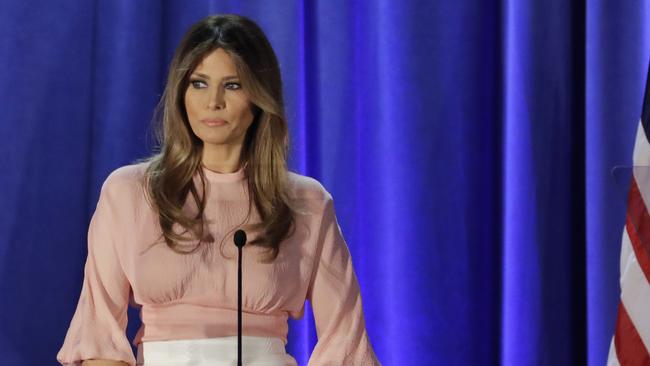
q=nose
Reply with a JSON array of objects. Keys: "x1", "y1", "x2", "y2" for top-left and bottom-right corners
[{"x1": 207, "y1": 88, "x2": 225, "y2": 110}]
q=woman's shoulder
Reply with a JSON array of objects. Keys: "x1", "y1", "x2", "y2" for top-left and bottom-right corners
[
  {"x1": 101, "y1": 161, "x2": 151, "y2": 197},
  {"x1": 286, "y1": 171, "x2": 333, "y2": 203}
]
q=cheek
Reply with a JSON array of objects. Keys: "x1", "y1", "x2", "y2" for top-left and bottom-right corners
[
  {"x1": 184, "y1": 90, "x2": 204, "y2": 119},
  {"x1": 184, "y1": 93, "x2": 194, "y2": 118},
  {"x1": 230, "y1": 97, "x2": 255, "y2": 125},
  {"x1": 243, "y1": 105, "x2": 255, "y2": 124},
  {"x1": 239, "y1": 107, "x2": 255, "y2": 132}
]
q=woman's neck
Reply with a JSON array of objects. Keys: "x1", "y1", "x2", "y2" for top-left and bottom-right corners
[{"x1": 201, "y1": 144, "x2": 243, "y2": 173}]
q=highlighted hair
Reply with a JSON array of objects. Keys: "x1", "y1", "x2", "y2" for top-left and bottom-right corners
[{"x1": 144, "y1": 14, "x2": 294, "y2": 260}]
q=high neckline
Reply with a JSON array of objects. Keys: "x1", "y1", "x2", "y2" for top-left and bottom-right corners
[{"x1": 201, "y1": 164, "x2": 246, "y2": 183}]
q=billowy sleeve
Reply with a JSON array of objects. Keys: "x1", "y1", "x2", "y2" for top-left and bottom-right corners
[
  {"x1": 57, "y1": 179, "x2": 135, "y2": 365},
  {"x1": 307, "y1": 195, "x2": 380, "y2": 365}
]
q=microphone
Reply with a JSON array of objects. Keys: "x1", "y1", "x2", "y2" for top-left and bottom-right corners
[
  {"x1": 234, "y1": 229, "x2": 247, "y2": 248},
  {"x1": 233, "y1": 229, "x2": 247, "y2": 366}
]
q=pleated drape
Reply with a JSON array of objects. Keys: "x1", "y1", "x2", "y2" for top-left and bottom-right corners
[{"x1": 1, "y1": 1, "x2": 648, "y2": 364}]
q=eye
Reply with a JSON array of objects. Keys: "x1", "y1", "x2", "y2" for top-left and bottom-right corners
[
  {"x1": 189, "y1": 79, "x2": 208, "y2": 89},
  {"x1": 224, "y1": 82, "x2": 242, "y2": 90}
]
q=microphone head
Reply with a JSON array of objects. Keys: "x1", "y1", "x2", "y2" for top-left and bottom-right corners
[{"x1": 233, "y1": 229, "x2": 247, "y2": 248}]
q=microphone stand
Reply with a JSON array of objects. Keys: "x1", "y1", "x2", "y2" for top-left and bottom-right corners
[{"x1": 233, "y1": 229, "x2": 247, "y2": 366}]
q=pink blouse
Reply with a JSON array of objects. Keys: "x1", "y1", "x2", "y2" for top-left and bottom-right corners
[{"x1": 56, "y1": 163, "x2": 379, "y2": 365}]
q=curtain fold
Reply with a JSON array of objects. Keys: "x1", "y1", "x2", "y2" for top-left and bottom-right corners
[
  {"x1": 586, "y1": 1, "x2": 650, "y2": 364},
  {"x1": 0, "y1": 0, "x2": 648, "y2": 364}
]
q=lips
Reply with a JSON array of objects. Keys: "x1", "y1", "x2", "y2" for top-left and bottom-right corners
[{"x1": 201, "y1": 118, "x2": 228, "y2": 127}]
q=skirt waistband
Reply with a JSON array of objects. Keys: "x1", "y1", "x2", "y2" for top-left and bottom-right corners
[{"x1": 136, "y1": 336, "x2": 297, "y2": 366}]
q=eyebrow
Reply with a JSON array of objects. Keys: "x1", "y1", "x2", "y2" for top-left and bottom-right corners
[{"x1": 191, "y1": 72, "x2": 239, "y2": 81}]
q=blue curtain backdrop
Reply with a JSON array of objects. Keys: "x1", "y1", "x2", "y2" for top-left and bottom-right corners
[{"x1": 1, "y1": 0, "x2": 649, "y2": 365}]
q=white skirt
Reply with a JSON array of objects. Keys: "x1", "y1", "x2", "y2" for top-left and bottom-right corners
[{"x1": 136, "y1": 336, "x2": 298, "y2": 366}]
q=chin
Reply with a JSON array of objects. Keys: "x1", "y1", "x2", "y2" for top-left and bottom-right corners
[
  {"x1": 194, "y1": 131, "x2": 230, "y2": 144},
  {"x1": 200, "y1": 138, "x2": 229, "y2": 146},
  {"x1": 201, "y1": 135, "x2": 244, "y2": 147}
]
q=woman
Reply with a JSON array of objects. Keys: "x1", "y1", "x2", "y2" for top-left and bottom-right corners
[{"x1": 56, "y1": 14, "x2": 379, "y2": 366}]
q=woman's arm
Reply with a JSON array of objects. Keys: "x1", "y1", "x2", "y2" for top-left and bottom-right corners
[
  {"x1": 81, "y1": 360, "x2": 129, "y2": 366},
  {"x1": 57, "y1": 172, "x2": 138, "y2": 365},
  {"x1": 307, "y1": 195, "x2": 380, "y2": 365}
]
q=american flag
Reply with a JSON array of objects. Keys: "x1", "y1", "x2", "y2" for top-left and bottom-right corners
[{"x1": 608, "y1": 64, "x2": 650, "y2": 366}]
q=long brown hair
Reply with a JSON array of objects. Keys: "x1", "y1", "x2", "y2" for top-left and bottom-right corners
[{"x1": 144, "y1": 14, "x2": 294, "y2": 260}]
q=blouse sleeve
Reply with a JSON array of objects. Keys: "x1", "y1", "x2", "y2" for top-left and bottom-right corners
[
  {"x1": 307, "y1": 195, "x2": 380, "y2": 365},
  {"x1": 56, "y1": 179, "x2": 136, "y2": 365}
]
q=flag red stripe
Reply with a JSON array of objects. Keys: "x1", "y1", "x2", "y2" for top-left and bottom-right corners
[
  {"x1": 625, "y1": 177, "x2": 650, "y2": 283},
  {"x1": 614, "y1": 302, "x2": 650, "y2": 365}
]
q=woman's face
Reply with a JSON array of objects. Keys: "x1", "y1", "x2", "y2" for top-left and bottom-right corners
[{"x1": 184, "y1": 48, "x2": 255, "y2": 153}]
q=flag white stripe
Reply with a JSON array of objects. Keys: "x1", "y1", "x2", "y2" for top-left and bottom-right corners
[
  {"x1": 632, "y1": 121, "x2": 650, "y2": 223},
  {"x1": 620, "y1": 227, "x2": 634, "y2": 283},
  {"x1": 607, "y1": 338, "x2": 621, "y2": 366},
  {"x1": 633, "y1": 120, "x2": 650, "y2": 166}
]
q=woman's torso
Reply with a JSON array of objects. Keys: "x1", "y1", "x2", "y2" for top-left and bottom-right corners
[{"x1": 104, "y1": 163, "x2": 329, "y2": 344}]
